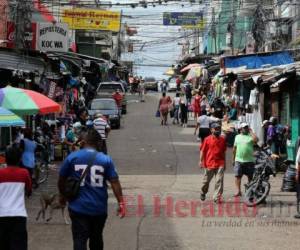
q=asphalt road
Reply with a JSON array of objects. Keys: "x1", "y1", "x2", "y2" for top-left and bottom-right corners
[{"x1": 27, "y1": 92, "x2": 300, "y2": 250}]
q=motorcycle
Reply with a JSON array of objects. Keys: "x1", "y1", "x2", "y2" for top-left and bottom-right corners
[
  {"x1": 244, "y1": 147, "x2": 277, "y2": 207},
  {"x1": 34, "y1": 129, "x2": 51, "y2": 185}
]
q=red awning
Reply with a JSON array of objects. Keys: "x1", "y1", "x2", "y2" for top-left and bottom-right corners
[{"x1": 33, "y1": 0, "x2": 55, "y2": 22}]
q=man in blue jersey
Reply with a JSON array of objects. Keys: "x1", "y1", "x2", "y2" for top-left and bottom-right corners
[{"x1": 58, "y1": 128, "x2": 124, "y2": 250}]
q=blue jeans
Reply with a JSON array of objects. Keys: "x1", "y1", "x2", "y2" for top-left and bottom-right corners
[{"x1": 173, "y1": 105, "x2": 179, "y2": 123}]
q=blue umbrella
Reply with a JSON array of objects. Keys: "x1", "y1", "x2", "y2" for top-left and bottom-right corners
[{"x1": 0, "y1": 107, "x2": 25, "y2": 127}]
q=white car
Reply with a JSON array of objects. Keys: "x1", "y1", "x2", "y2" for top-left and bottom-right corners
[{"x1": 168, "y1": 78, "x2": 177, "y2": 92}]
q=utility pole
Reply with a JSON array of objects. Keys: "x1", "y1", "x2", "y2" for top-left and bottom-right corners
[
  {"x1": 230, "y1": 0, "x2": 235, "y2": 55},
  {"x1": 117, "y1": 10, "x2": 123, "y2": 60},
  {"x1": 10, "y1": 0, "x2": 32, "y2": 49},
  {"x1": 196, "y1": 28, "x2": 200, "y2": 55},
  {"x1": 211, "y1": 7, "x2": 217, "y2": 53}
]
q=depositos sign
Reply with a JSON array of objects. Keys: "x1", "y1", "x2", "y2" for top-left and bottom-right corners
[
  {"x1": 37, "y1": 23, "x2": 69, "y2": 52},
  {"x1": 163, "y1": 12, "x2": 205, "y2": 29},
  {"x1": 62, "y1": 8, "x2": 121, "y2": 32}
]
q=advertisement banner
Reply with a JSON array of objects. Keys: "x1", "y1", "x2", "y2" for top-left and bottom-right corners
[
  {"x1": 62, "y1": 8, "x2": 121, "y2": 32},
  {"x1": 163, "y1": 12, "x2": 205, "y2": 29},
  {"x1": 6, "y1": 22, "x2": 37, "y2": 49},
  {"x1": 37, "y1": 22, "x2": 69, "y2": 52}
]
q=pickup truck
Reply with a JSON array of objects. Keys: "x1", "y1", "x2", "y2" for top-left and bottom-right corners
[{"x1": 96, "y1": 82, "x2": 127, "y2": 114}]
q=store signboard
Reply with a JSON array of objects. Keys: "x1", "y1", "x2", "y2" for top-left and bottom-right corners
[
  {"x1": 62, "y1": 8, "x2": 121, "y2": 32},
  {"x1": 163, "y1": 12, "x2": 205, "y2": 29},
  {"x1": 6, "y1": 22, "x2": 37, "y2": 49},
  {"x1": 37, "y1": 23, "x2": 69, "y2": 52}
]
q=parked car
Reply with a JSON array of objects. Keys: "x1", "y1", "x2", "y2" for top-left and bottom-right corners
[
  {"x1": 144, "y1": 77, "x2": 158, "y2": 91},
  {"x1": 88, "y1": 98, "x2": 121, "y2": 129},
  {"x1": 97, "y1": 82, "x2": 127, "y2": 114},
  {"x1": 168, "y1": 78, "x2": 177, "y2": 92}
]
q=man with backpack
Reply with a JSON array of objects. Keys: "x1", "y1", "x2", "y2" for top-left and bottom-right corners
[{"x1": 58, "y1": 129, "x2": 125, "y2": 250}]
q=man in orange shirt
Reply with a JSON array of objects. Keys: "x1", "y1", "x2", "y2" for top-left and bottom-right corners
[{"x1": 199, "y1": 123, "x2": 227, "y2": 203}]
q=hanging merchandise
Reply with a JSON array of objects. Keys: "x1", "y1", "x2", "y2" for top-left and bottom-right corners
[
  {"x1": 249, "y1": 88, "x2": 259, "y2": 106},
  {"x1": 215, "y1": 77, "x2": 222, "y2": 98},
  {"x1": 55, "y1": 86, "x2": 64, "y2": 98},
  {"x1": 202, "y1": 68, "x2": 208, "y2": 83},
  {"x1": 69, "y1": 77, "x2": 79, "y2": 87},
  {"x1": 72, "y1": 88, "x2": 79, "y2": 101},
  {"x1": 250, "y1": 106, "x2": 264, "y2": 146},
  {"x1": 47, "y1": 81, "x2": 57, "y2": 99}
]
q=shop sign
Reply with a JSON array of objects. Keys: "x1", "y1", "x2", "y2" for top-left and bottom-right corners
[
  {"x1": 163, "y1": 12, "x2": 205, "y2": 29},
  {"x1": 62, "y1": 8, "x2": 121, "y2": 32},
  {"x1": 37, "y1": 23, "x2": 69, "y2": 52},
  {"x1": 6, "y1": 22, "x2": 37, "y2": 49}
]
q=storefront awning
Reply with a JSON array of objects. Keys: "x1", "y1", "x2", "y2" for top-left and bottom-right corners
[
  {"x1": 0, "y1": 50, "x2": 45, "y2": 74},
  {"x1": 223, "y1": 51, "x2": 294, "y2": 70},
  {"x1": 32, "y1": 0, "x2": 55, "y2": 22}
]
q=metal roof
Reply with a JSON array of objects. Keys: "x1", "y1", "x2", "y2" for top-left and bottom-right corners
[{"x1": 0, "y1": 50, "x2": 45, "y2": 74}]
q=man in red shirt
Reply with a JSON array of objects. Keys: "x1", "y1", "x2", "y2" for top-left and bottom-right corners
[
  {"x1": 199, "y1": 123, "x2": 226, "y2": 203},
  {"x1": 112, "y1": 89, "x2": 123, "y2": 108},
  {"x1": 0, "y1": 146, "x2": 32, "y2": 250}
]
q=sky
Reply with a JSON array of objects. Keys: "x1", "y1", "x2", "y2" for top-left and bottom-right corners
[{"x1": 111, "y1": 1, "x2": 205, "y2": 80}]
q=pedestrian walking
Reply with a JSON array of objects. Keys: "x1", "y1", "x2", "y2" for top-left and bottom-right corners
[
  {"x1": 200, "y1": 95, "x2": 209, "y2": 111},
  {"x1": 199, "y1": 123, "x2": 226, "y2": 203},
  {"x1": 232, "y1": 122, "x2": 258, "y2": 197},
  {"x1": 58, "y1": 129, "x2": 125, "y2": 250},
  {"x1": 93, "y1": 113, "x2": 111, "y2": 154},
  {"x1": 172, "y1": 93, "x2": 181, "y2": 124},
  {"x1": 192, "y1": 91, "x2": 201, "y2": 120},
  {"x1": 20, "y1": 128, "x2": 37, "y2": 182},
  {"x1": 180, "y1": 98, "x2": 188, "y2": 127},
  {"x1": 139, "y1": 79, "x2": 146, "y2": 102},
  {"x1": 158, "y1": 92, "x2": 171, "y2": 126},
  {"x1": 0, "y1": 146, "x2": 32, "y2": 250},
  {"x1": 184, "y1": 82, "x2": 192, "y2": 104},
  {"x1": 160, "y1": 80, "x2": 167, "y2": 93},
  {"x1": 194, "y1": 110, "x2": 211, "y2": 142}
]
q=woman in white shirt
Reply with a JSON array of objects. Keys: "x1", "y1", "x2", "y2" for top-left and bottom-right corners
[
  {"x1": 172, "y1": 93, "x2": 181, "y2": 125},
  {"x1": 194, "y1": 110, "x2": 211, "y2": 142}
]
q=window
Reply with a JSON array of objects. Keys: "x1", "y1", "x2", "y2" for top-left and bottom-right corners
[{"x1": 91, "y1": 100, "x2": 116, "y2": 110}]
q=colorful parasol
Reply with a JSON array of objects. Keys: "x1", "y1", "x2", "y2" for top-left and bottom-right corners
[
  {"x1": 185, "y1": 67, "x2": 202, "y2": 81},
  {"x1": 0, "y1": 86, "x2": 61, "y2": 116},
  {"x1": 180, "y1": 63, "x2": 201, "y2": 73},
  {"x1": 164, "y1": 68, "x2": 175, "y2": 76},
  {"x1": 0, "y1": 107, "x2": 25, "y2": 127}
]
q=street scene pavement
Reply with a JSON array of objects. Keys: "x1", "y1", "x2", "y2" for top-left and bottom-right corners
[
  {"x1": 2, "y1": 2, "x2": 300, "y2": 250},
  {"x1": 27, "y1": 93, "x2": 300, "y2": 250}
]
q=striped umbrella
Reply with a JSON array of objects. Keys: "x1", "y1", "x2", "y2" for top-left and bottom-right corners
[
  {"x1": 0, "y1": 86, "x2": 61, "y2": 116},
  {"x1": 0, "y1": 107, "x2": 25, "y2": 127}
]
